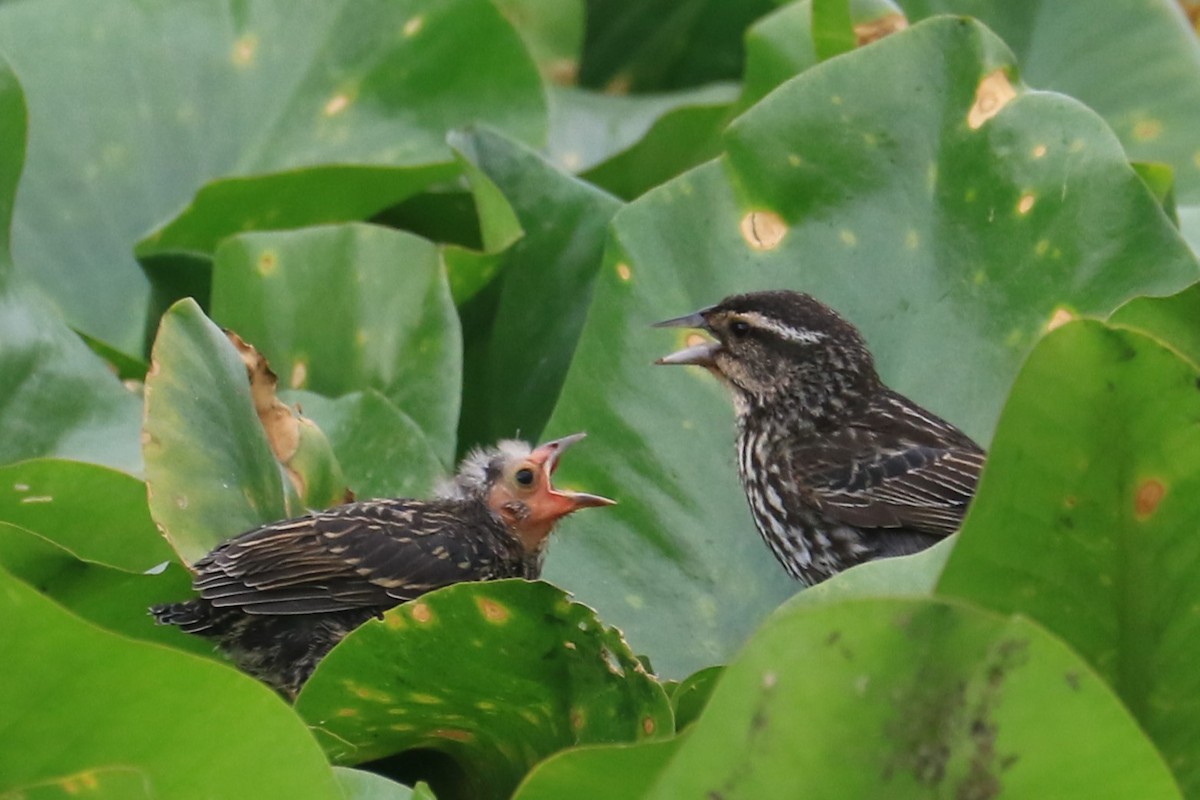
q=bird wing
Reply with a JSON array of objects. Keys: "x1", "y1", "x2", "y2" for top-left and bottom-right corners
[
  {"x1": 785, "y1": 393, "x2": 985, "y2": 537},
  {"x1": 192, "y1": 500, "x2": 496, "y2": 615}
]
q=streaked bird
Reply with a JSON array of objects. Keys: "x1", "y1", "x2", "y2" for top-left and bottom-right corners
[
  {"x1": 151, "y1": 433, "x2": 614, "y2": 697},
  {"x1": 655, "y1": 290, "x2": 984, "y2": 585}
]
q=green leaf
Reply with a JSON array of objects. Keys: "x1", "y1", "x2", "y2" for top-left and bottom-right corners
[
  {"x1": 211, "y1": 224, "x2": 461, "y2": 463},
  {"x1": 0, "y1": 521, "x2": 210, "y2": 658},
  {"x1": 646, "y1": 598, "x2": 1181, "y2": 798},
  {"x1": 784, "y1": 536, "x2": 954, "y2": 610},
  {"x1": 1110, "y1": 283, "x2": 1200, "y2": 367},
  {"x1": 812, "y1": 0, "x2": 856, "y2": 60},
  {"x1": 936, "y1": 321, "x2": 1200, "y2": 796},
  {"x1": 0, "y1": 0, "x2": 545, "y2": 353},
  {"x1": 296, "y1": 580, "x2": 671, "y2": 800},
  {"x1": 578, "y1": 0, "x2": 775, "y2": 91},
  {"x1": 0, "y1": 564, "x2": 343, "y2": 799},
  {"x1": 0, "y1": 459, "x2": 170, "y2": 570},
  {"x1": 546, "y1": 84, "x2": 737, "y2": 176},
  {"x1": 0, "y1": 52, "x2": 25, "y2": 283},
  {"x1": 740, "y1": 0, "x2": 906, "y2": 109},
  {"x1": 284, "y1": 389, "x2": 446, "y2": 501},
  {"x1": 0, "y1": 290, "x2": 144, "y2": 474},
  {"x1": 452, "y1": 128, "x2": 621, "y2": 448},
  {"x1": 541, "y1": 15, "x2": 1197, "y2": 680},
  {"x1": 896, "y1": 0, "x2": 1200, "y2": 252},
  {"x1": 333, "y1": 768, "x2": 433, "y2": 800},
  {"x1": 0, "y1": 768, "x2": 154, "y2": 800},
  {"x1": 512, "y1": 738, "x2": 683, "y2": 800},
  {"x1": 493, "y1": 0, "x2": 584, "y2": 84},
  {"x1": 143, "y1": 299, "x2": 286, "y2": 564},
  {"x1": 670, "y1": 666, "x2": 724, "y2": 732}
]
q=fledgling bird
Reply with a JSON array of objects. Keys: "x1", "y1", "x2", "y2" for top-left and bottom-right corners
[
  {"x1": 655, "y1": 290, "x2": 985, "y2": 585},
  {"x1": 150, "y1": 433, "x2": 614, "y2": 698}
]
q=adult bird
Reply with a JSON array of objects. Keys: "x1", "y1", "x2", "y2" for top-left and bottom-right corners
[
  {"x1": 151, "y1": 433, "x2": 614, "y2": 697},
  {"x1": 655, "y1": 290, "x2": 984, "y2": 585}
]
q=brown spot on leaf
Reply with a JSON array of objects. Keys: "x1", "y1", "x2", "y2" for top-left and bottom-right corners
[
  {"x1": 433, "y1": 728, "x2": 474, "y2": 742},
  {"x1": 616, "y1": 262, "x2": 632, "y2": 282},
  {"x1": 410, "y1": 602, "x2": 433, "y2": 623},
  {"x1": 1135, "y1": 478, "x2": 1166, "y2": 519},
  {"x1": 1045, "y1": 307, "x2": 1074, "y2": 332},
  {"x1": 740, "y1": 210, "x2": 787, "y2": 251},
  {"x1": 854, "y1": 13, "x2": 907, "y2": 46},
  {"x1": 642, "y1": 715, "x2": 656, "y2": 735},
  {"x1": 477, "y1": 597, "x2": 510, "y2": 623},
  {"x1": 225, "y1": 330, "x2": 299, "y2": 463},
  {"x1": 968, "y1": 70, "x2": 1016, "y2": 129}
]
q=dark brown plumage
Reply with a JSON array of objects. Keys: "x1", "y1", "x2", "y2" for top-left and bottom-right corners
[
  {"x1": 655, "y1": 290, "x2": 985, "y2": 585},
  {"x1": 150, "y1": 433, "x2": 614, "y2": 697}
]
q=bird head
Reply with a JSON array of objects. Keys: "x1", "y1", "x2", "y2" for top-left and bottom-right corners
[
  {"x1": 439, "y1": 433, "x2": 615, "y2": 551},
  {"x1": 655, "y1": 290, "x2": 879, "y2": 419}
]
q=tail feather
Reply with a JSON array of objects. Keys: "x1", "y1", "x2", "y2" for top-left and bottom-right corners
[{"x1": 149, "y1": 600, "x2": 217, "y2": 634}]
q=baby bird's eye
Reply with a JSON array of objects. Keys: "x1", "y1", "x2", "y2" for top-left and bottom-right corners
[
  {"x1": 730, "y1": 319, "x2": 751, "y2": 337},
  {"x1": 515, "y1": 467, "x2": 535, "y2": 487}
]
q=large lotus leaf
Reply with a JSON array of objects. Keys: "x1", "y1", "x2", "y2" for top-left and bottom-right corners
[
  {"x1": 0, "y1": 0, "x2": 545, "y2": 354},
  {"x1": 936, "y1": 321, "x2": 1200, "y2": 796},
  {"x1": 897, "y1": 1, "x2": 1200, "y2": 203},
  {"x1": 1110, "y1": 282, "x2": 1200, "y2": 367},
  {"x1": 296, "y1": 580, "x2": 671, "y2": 800},
  {"x1": 0, "y1": 768, "x2": 154, "y2": 800},
  {"x1": 577, "y1": 0, "x2": 775, "y2": 91},
  {"x1": 646, "y1": 598, "x2": 1180, "y2": 799},
  {"x1": 143, "y1": 299, "x2": 287, "y2": 564},
  {"x1": 211, "y1": 224, "x2": 461, "y2": 463},
  {"x1": 451, "y1": 128, "x2": 620, "y2": 448},
  {"x1": 0, "y1": 459, "x2": 169, "y2": 570},
  {"x1": 539, "y1": 16, "x2": 1198, "y2": 680},
  {"x1": 284, "y1": 389, "x2": 446, "y2": 501},
  {"x1": 0, "y1": 565, "x2": 343, "y2": 799},
  {"x1": 512, "y1": 739, "x2": 683, "y2": 800},
  {"x1": 0, "y1": 521, "x2": 210, "y2": 658}
]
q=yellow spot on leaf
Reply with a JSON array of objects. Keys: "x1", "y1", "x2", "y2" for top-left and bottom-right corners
[
  {"x1": 1017, "y1": 193, "x2": 1036, "y2": 215},
  {"x1": 1035, "y1": 239, "x2": 1050, "y2": 257},
  {"x1": 560, "y1": 151, "x2": 582, "y2": 171},
  {"x1": 839, "y1": 229, "x2": 857, "y2": 247},
  {"x1": 403, "y1": 15, "x2": 424, "y2": 36},
  {"x1": 324, "y1": 93, "x2": 351, "y2": 116},
  {"x1": 1045, "y1": 307, "x2": 1075, "y2": 332},
  {"x1": 905, "y1": 230, "x2": 919, "y2": 250},
  {"x1": 615, "y1": 262, "x2": 632, "y2": 282},
  {"x1": 342, "y1": 681, "x2": 393, "y2": 703},
  {"x1": 257, "y1": 250, "x2": 277, "y2": 276},
  {"x1": 434, "y1": 728, "x2": 473, "y2": 742},
  {"x1": 410, "y1": 692, "x2": 443, "y2": 705},
  {"x1": 787, "y1": 153, "x2": 803, "y2": 167},
  {"x1": 831, "y1": 94, "x2": 843, "y2": 105},
  {"x1": 477, "y1": 597, "x2": 510, "y2": 623},
  {"x1": 355, "y1": 329, "x2": 368, "y2": 347},
  {"x1": 854, "y1": 13, "x2": 907, "y2": 46},
  {"x1": 390, "y1": 722, "x2": 415, "y2": 732},
  {"x1": 570, "y1": 708, "x2": 585, "y2": 730},
  {"x1": 968, "y1": 69, "x2": 1017, "y2": 129},
  {"x1": 1032, "y1": 144, "x2": 1047, "y2": 159},
  {"x1": 740, "y1": 211, "x2": 787, "y2": 251},
  {"x1": 1135, "y1": 478, "x2": 1166, "y2": 519},
  {"x1": 336, "y1": 707, "x2": 358, "y2": 717},
  {"x1": 410, "y1": 602, "x2": 433, "y2": 623},
  {"x1": 290, "y1": 360, "x2": 308, "y2": 389},
  {"x1": 1133, "y1": 118, "x2": 1163, "y2": 142},
  {"x1": 21, "y1": 495, "x2": 52, "y2": 504},
  {"x1": 231, "y1": 34, "x2": 258, "y2": 67}
]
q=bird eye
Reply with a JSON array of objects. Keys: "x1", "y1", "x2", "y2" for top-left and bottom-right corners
[
  {"x1": 730, "y1": 319, "x2": 751, "y2": 337},
  {"x1": 515, "y1": 467, "x2": 535, "y2": 487}
]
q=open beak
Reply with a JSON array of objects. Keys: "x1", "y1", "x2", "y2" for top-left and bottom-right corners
[
  {"x1": 529, "y1": 433, "x2": 616, "y2": 510},
  {"x1": 653, "y1": 307, "x2": 722, "y2": 368}
]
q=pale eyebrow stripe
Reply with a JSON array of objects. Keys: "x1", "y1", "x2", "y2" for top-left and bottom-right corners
[{"x1": 739, "y1": 312, "x2": 825, "y2": 344}]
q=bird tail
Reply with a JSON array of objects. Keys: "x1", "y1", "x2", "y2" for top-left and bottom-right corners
[{"x1": 149, "y1": 600, "x2": 216, "y2": 634}]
